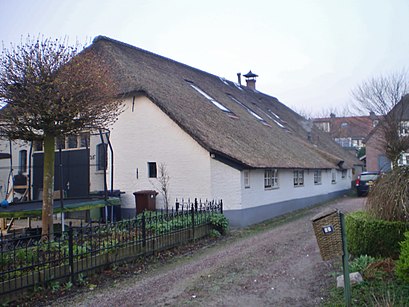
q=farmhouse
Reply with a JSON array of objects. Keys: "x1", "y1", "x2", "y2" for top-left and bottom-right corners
[{"x1": 0, "y1": 36, "x2": 361, "y2": 227}]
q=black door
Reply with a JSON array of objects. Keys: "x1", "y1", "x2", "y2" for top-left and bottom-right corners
[{"x1": 32, "y1": 149, "x2": 89, "y2": 200}]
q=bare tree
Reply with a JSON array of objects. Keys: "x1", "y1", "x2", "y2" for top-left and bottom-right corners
[
  {"x1": 352, "y1": 70, "x2": 409, "y2": 167},
  {"x1": 0, "y1": 36, "x2": 123, "y2": 238},
  {"x1": 157, "y1": 163, "x2": 170, "y2": 212},
  {"x1": 149, "y1": 162, "x2": 171, "y2": 212},
  {"x1": 352, "y1": 70, "x2": 408, "y2": 115},
  {"x1": 352, "y1": 70, "x2": 409, "y2": 221}
]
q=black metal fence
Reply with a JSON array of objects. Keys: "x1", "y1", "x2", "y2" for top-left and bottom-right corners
[{"x1": 0, "y1": 198, "x2": 223, "y2": 299}]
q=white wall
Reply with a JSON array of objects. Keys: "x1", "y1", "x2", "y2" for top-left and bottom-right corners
[
  {"x1": 210, "y1": 158, "x2": 242, "y2": 210},
  {"x1": 241, "y1": 168, "x2": 352, "y2": 210},
  {"x1": 108, "y1": 96, "x2": 213, "y2": 210}
]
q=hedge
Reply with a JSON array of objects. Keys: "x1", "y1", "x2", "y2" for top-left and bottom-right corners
[
  {"x1": 396, "y1": 231, "x2": 409, "y2": 282},
  {"x1": 346, "y1": 211, "x2": 409, "y2": 259}
]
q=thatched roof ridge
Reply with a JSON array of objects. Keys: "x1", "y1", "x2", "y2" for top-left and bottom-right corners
[{"x1": 88, "y1": 36, "x2": 360, "y2": 169}]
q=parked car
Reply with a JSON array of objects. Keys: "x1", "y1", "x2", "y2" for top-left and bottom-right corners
[{"x1": 355, "y1": 171, "x2": 380, "y2": 196}]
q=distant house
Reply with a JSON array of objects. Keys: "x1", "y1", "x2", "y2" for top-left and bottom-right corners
[
  {"x1": 0, "y1": 36, "x2": 362, "y2": 227},
  {"x1": 365, "y1": 95, "x2": 409, "y2": 172},
  {"x1": 313, "y1": 113, "x2": 378, "y2": 152}
]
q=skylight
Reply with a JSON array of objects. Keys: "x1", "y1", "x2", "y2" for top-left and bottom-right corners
[
  {"x1": 233, "y1": 83, "x2": 243, "y2": 91},
  {"x1": 269, "y1": 110, "x2": 281, "y2": 119},
  {"x1": 273, "y1": 119, "x2": 285, "y2": 128},
  {"x1": 189, "y1": 83, "x2": 232, "y2": 113},
  {"x1": 219, "y1": 77, "x2": 229, "y2": 86},
  {"x1": 228, "y1": 95, "x2": 269, "y2": 124}
]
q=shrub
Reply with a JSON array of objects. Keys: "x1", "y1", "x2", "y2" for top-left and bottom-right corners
[
  {"x1": 346, "y1": 211, "x2": 409, "y2": 258},
  {"x1": 366, "y1": 167, "x2": 409, "y2": 222},
  {"x1": 210, "y1": 213, "x2": 229, "y2": 235},
  {"x1": 209, "y1": 229, "x2": 221, "y2": 238},
  {"x1": 396, "y1": 231, "x2": 409, "y2": 283},
  {"x1": 349, "y1": 255, "x2": 377, "y2": 273}
]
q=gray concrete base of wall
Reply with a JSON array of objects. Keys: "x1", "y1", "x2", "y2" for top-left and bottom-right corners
[
  {"x1": 120, "y1": 189, "x2": 350, "y2": 228},
  {"x1": 224, "y1": 190, "x2": 350, "y2": 228}
]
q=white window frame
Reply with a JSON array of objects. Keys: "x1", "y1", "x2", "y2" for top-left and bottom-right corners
[
  {"x1": 331, "y1": 169, "x2": 337, "y2": 184},
  {"x1": 148, "y1": 162, "x2": 157, "y2": 178},
  {"x1": 19, "y1": 149, "x2": 27, "y2": 174},
  {"x1": 96, "y1": 143, "x2": 108, "y2": 171},
  {"x1": 314, "y1": 170, "x2": 322, "y2": 185},
  {"x1": 399, "y1": 121, "x2": 409, "y2": 136},
  {"x1": 264, "y1": 169, "x2": 278, "y2": 189},
  {"x1": 243, "y1": 170, "x2": 250, "y2": 188},
  {"x1": 293, "y1": 170, "x2": 304, "y2": 187},
  {"x1": 398, "y1": 153, "x2": 409, "y2": 166}
]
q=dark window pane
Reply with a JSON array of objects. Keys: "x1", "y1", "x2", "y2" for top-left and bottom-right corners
[
  {"x1": 67, "y1": 135, "x2": 78, "y2": 149},
  {"x1": 97, "y1": 143, "x2": 108, "y2": 171},
  {"x1": 148, "y1": 162, "x2": 157, "y2": 178}
]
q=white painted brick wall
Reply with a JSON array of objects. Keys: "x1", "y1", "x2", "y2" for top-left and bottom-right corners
[
  {"x1": 108, "y1": 96, "x2": 212, "y2": 210},
  {"x1": 241, "y1": 168, "x2": 352, "y2": 209}
]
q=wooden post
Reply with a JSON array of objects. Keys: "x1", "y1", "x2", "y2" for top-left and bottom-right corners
[{"x1": 340, "y1": 212, "x2": 351, "y2": 306}]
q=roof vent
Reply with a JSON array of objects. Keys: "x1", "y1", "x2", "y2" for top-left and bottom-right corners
[{"x1": 243, "y1": 70, "x2": 258, "y2": 90}]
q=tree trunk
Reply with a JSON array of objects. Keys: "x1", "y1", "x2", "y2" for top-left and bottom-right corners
[{"x1": 41, "y1": 134, "x2": 55, "y2": 239}]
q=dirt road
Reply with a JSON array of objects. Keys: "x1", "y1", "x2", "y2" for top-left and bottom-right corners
[{"x1": 51, "y1": 196, "x2": 364, "y2": 306}]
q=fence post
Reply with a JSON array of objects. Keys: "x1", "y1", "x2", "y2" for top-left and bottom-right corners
[
  {"x1": 68, "y1": 222, "x2": 74, "y2": 284},
  {"x1": 220, "y1": 199, "x2": 223, "y2": 214},
  {"x1": 191, "y1": 202, "x2": 195, "y2": 241},
  {"x1": 142, "y1": 211, "x2": 146, "y2": 248}
]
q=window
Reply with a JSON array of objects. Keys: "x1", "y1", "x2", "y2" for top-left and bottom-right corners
[
  {"x1": 56, "y1": 136, "x2": 65, "y2": 150},
  {"x1": 80, "y1": 132, "x2": 90, "y2": 148},
  {"x1": 148, "y1": 162, "x2": 157, "y2": 178},
  {"x1": 19, "y1": 150, "x2": 27, "y2": 173},
  {"x1": 316, "y1": 121, "x2": 330, "y2": 132},
  {"x1": 228, "y1": 95, "x2": 268, "y2": 125},
  {"x1": 314, "y1": 170, "x2": 322, "y2": 185},
  {"x1": 331, "y1": 169, "x2": 337, "y2": 184},
  {"x1": 34, "y1": 140, "x2": 43, "y2": 151},
  {"x1": 243, "y1": 170, "x2": 250, "y2": 188},
  {"x1": 398, "y1": 153, "x2": 409, "y2": 166},
  {"x1": 399, "y1": 121, "x2": 409, "y2": 136},
  {"x1": 334, "y1": 137, "x2": 351, "y2": 147},
  {"x1": 96, "y1": 143, "x2": 108, "y2": 171},
  {"x1": 341, "y1": 169, "x2": 347, "y2": 179},
  {"x1": 188, "y1": 82, "x2": 233, "y2": 113},
  {"x1": 264, "y1": 169, "x2": 278, "y2": 189},
  {"x1": 67, "y1": 135, "x2": 78, "y2": 149},
  {"x1": 293, "y1": 170, "x2": 304, "y2": 187}
]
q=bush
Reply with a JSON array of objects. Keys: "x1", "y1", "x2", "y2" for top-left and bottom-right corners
[
  {"x1": 209, "y1": 229, "x2": 222, "y2": 238},
  {"x1": 209, "y1": 213, "x2": 229, "y2": 235},
  {"x1": 396, "y1": 231, "x2": 409, "y2": 283},
  {"x1": 366, "y1": 167, "x2": 409, "y2": 222},
  {"x1": 346, "y1": 211, "x2": 409, "y2": 258},
  {"x1": 349, "y1": 255, "x2": 377, "y2": 273}
]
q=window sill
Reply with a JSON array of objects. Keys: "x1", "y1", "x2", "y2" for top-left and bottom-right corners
[
  {"x1": 95, "y1": 170, "x2": 109, "y2": 174},
  {"x1": 294, "y1": 185, "x2": 304, "y2": 188},
  {"x1": 264, "y1": 186, "x2": 279, "y2": 190}
]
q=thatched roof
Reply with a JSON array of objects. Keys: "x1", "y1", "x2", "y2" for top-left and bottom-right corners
[{"x1": 88, "y1": 36, "x2": 360, "y2": 169}]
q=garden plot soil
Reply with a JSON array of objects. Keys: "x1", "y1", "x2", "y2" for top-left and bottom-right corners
[{"x1": 48, "y1": 196, "x2": 364, "y2": 307}]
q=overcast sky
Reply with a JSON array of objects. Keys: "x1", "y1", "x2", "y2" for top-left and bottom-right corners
[{"x1": 1, "y1": 0, "x2": 408, "y2": 116}]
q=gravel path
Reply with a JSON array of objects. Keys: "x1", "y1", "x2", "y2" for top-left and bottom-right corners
[{"x1": 51, "y1": 196, "x2": 364, "y2": 306}]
